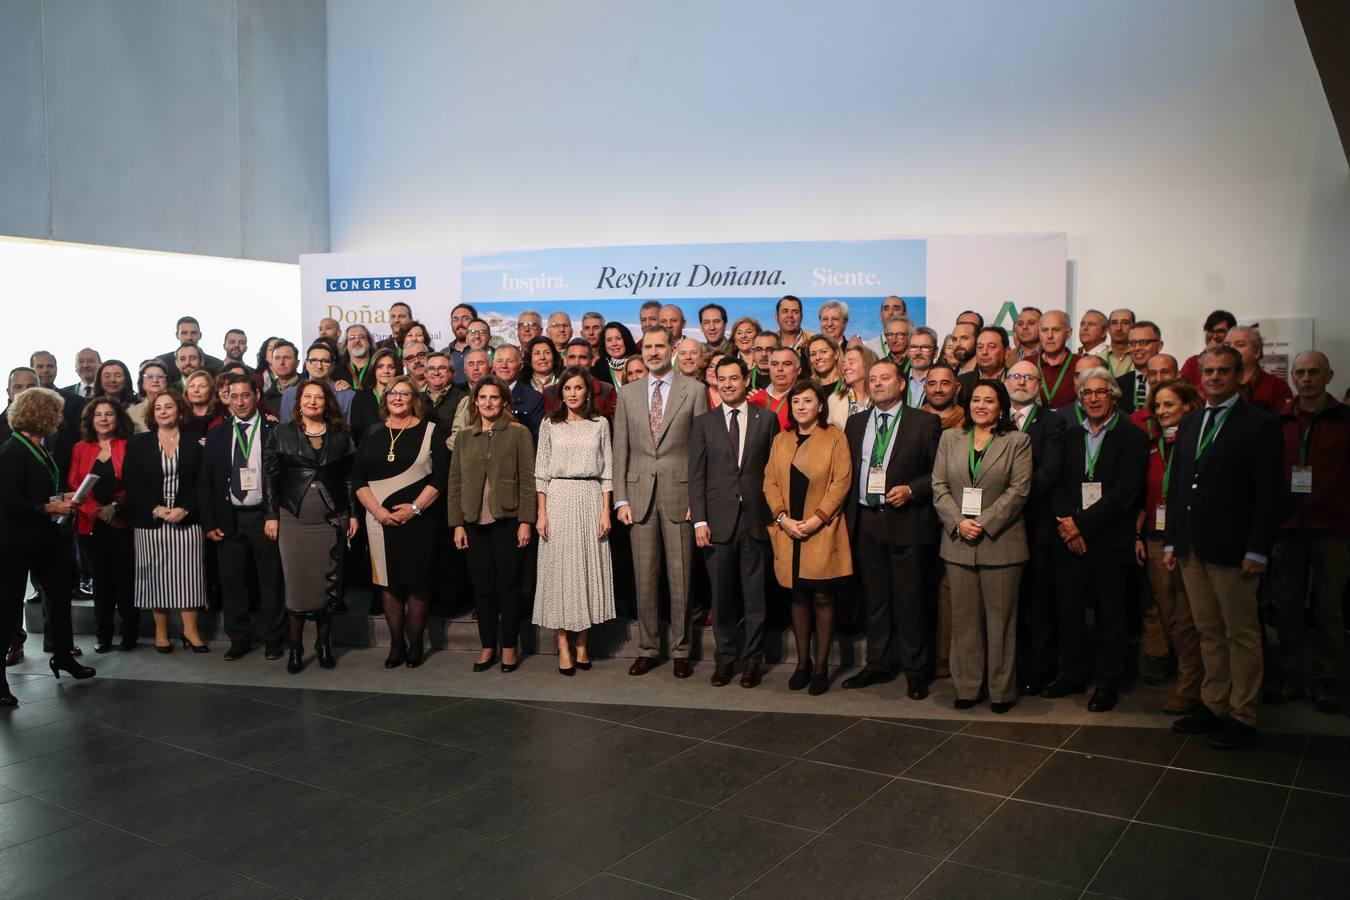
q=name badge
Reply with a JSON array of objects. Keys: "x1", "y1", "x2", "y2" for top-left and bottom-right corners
[
  {"x1": 240, "y1": 468, "x2": 260, "y2": 491},
  {"x1": 1291, "y1": 466, "x2": 1312, "y2": 494},
  {"x1": 961, "y1": 487, "x2": 983, "y2": 516},
  {"x1": 1081, "y1": 482, "x2": 1103, "y2": 509},
  {"x1": 1154, "y1": 503, "x2": 1166, "y2": 531},
  {"x1": 867, "y1": 466, "x2": 887, "y2": 495},
  {"x1": 49, "y1": 494, "x2": 64, "y2": 522}
]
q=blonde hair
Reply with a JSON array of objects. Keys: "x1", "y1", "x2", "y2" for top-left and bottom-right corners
[{"x1": 7, "y1": 386, "x2": 65, "y2": 437}]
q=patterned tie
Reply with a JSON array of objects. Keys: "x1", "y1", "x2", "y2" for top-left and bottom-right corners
[
  {"x1": 649, "y1": 379, "x2": 664, "y2": 443},
  {"x1": 1135, "y1": 376, "x2": 1146, "y2": 409},
  {"x1": 728, "y1": 408, "x2": 741, "y2": 469},
  {"x1": 82, "y1": 384, "x2": 92, "y2": 399}
]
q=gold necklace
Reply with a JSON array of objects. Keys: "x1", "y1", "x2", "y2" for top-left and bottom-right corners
[{"x1": 386, "y1": 424, "x2": 408, "y2": 462}]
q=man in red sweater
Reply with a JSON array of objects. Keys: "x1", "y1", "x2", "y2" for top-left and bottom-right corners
[
  {"x1": 1030, "y1": 311, "x2": 1079, "y2": 411},
  {"x1": 1225, "y1": 326, "x2": 1294, "y2": 413}
]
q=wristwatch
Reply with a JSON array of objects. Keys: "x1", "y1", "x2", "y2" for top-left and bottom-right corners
[{"x1": 411, "y1": 503, "x2": 422, "y2": 518}]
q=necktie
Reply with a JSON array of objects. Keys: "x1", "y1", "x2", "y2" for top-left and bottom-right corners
[
  {"x1": 82, "y1": 384, "x2": 92, "y2": 398},
  {"x1": 231, "y1": 422, "x2": 250, "y2": 501},
  {"x1": 649, "y1": 379, "x2": 664, "y2": 443},
  {"x1": 1198, "y1": 407, "x2": 1217, "y2": 448},
  {"x1": 868, "y1": 413, "x2": 890, "y2": 507},
  {"x1": 728, "y1": 408, "x2": 741, "y2": 468},
  {"x1": 1135, "y1": 376, "x2": 1146, "y2": 409}
]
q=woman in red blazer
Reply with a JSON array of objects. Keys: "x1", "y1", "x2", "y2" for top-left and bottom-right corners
[{"x1": 69, "y1": 398, "x2": 139, "y2": 653}]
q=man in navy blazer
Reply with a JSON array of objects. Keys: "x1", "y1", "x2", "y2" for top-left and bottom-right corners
[
  {"x1": 1164, "y1": 346, "x2": 1283, "y2": 750},
  {"x1": 199, "y1": 374, "x2": 285, "y2": 660},
  {"x1": 493, "y1": 345, "x2": 544, "y2": 441},
  {"x1": 689, "y1": 357, "x2": 780, "y2": 687}
]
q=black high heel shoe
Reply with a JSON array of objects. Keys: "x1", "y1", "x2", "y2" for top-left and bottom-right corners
[
  {"x1": 287, "y1": 646, "x2": 304, "y2": 674},
  {"x1": 316, "y1": 641, "x2": 336, "y2": 670},
  {"x1": 181, "y1": 636, "x2": 209, "y2": 654},
  {"x1": 384, "y1": 642, "x2": 407, "y2": 669},
  {"x1": 49, "y1": 655, "x2": 95, "y2": 680},
  {"x1": 405, "y1": 644, "x2": 425, "y2": 669},
  {"x1": 574, "y1": 659, "x2": 592, "y2": 671},
  {"x1": 472, "y1": 651, "x2": 497, "y2": 672},
  {"x1": 501, "y1": 656, "x2": 521, "y2": 673},
  {"x1": 154, "y1": 641, "x2": 173, "y2": 654}
]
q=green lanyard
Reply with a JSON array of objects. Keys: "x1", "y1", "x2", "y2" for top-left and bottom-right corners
[
  {"x1": 1299, "y1": 397, "x2": 1328, "y2": 465},
  {"x1": 1038, "y1": 354, "x2": 1071, "y2": 405},
  {"x1": 1194, "y1": 405, "x2": 1232, "y2": 460},
  {"x1": 968, "y1": 430, "x2": 991, "y2": 482},
  {"x1": 748, "y1": 368, "x2": 759, "y2": 390},
  {"x1": 233, "y1": 418, "x2": 260, "y2": 462},
  {"x1": 350, "y1": 358, "x2": 370, "y2": 386},
  {"x1": 1083, "y1": 413, "x2": 1118, "y2": 480},
  {"x1": 14, "y1": 433, "x2": 59, "y2": 493},
  {"x1": 869, "y1": 407, "x2": 902, "y2": 467},
  {"x1": 1018, "y1": 405, "x2": 1039, "y2": 432},
  {"x1": 1158, "y1": 437, "x2": 1174, "y2": 500}
]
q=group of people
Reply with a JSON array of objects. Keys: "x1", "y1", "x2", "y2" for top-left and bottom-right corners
[{"x1": 2, "y1": 299, "x2": 1344, "y2": 751}]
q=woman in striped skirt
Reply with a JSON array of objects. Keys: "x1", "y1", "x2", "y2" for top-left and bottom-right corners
[{"x1": 124, "y1": 390, "x2": 208, "y2": 652}]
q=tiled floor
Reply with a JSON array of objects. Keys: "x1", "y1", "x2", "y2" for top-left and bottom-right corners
[{"x1": 2, "y1": 669, "x2": 1348, "y2": 899}]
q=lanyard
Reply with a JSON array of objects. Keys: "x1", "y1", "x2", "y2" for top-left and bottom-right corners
[
  {"x1": 1194, "y1": 405, "x2": 1232, "y2": 460},
  {"x1": 1038, "y1": 354, "x2": 1071, "y2": 405},
  {"x1": 14, "y1": 433, "x2": 59, "y2": 492},
  {"x1": 869, "y1": 406, "x2": 902, "y2": 467},
  {"x1": 1018, "y1": 405, "x2": 1039, "y2": 432},
  {"x1": 1157, "y1": 436, "x2": 1174, "y2": 500},
  {"x1": 233, "y1": 418, "x2": 260, "y2": 463},
  {"x1": 968, "y1": 430, "x2": 991, "y2": 482},
  {"x1": 1299, "y1": 397, "x2": 1328, "y2": 465},
  {"x1": 350, "y1": 357, "x2": 370, "y2": 386},
  {"x1": 1083, "y1": 413, "x2": 1118, "y2": 480}
]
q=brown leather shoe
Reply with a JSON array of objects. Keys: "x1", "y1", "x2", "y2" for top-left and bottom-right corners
[
  {"x1": 710, "y1": 665, "x2": 733, "y2": 687},
  {"x1": 740, "y1": 664, "x2": 762, "y2": 689},
  {"x1": 628, "y1": 657, "x2": 657, "y2": 676},
  {"x1": 1163, "y1": 695, "x2": 1200, "y2": 716},
  {"x1": 673, "y1": 658, "x2": 693, "y2": 679},
  {"x1": 4, "y1": 647, "x2": 22, "y2": 667}
]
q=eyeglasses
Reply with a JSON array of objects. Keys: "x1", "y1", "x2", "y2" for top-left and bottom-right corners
[
  {"x1": 1080, "y1": 388, "x2": 1113, "y2": 399},
  {"x1": 425, "y1": 365, "x2": 450, "y2": 374},
  {"x1": 306, "y1": 358, "x2": 332, "y2": 365},
  {"x1": 404, "y1": 352, "x2": 428, "y2": 360},
  {"x1": 386, "y1": 390, "x2": 413, "y2": 400},
  {"x1": 1006, "y1": 373, "x2": 1040, "y2": 383},
  {"x1": 1126, "y1": 339, "x2": 1158, "y2": 348},
  {"x1": 909, "y1": 345, "x2": 936, "y2": 354},
  {"x1": 467, "y1": 328, "x2": 489, "y2": 336}
]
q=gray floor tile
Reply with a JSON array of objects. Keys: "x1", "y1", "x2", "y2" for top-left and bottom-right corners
[
  {"x1": 1136, "y1": 769, "x2": 1288, "y2": 844},
  {"x1": 516, "y1": 699, "x2": 657, "y2": 723},
  {"x1": 0, "y1": 796, "x2": 84, "y2": 851},
  {"x1": 903, "y1": 733, "x2": 1051, "y2": 795},
  {"x1": 33, "y1": 747, "x2": 248, "y2": 820},
  {"x1": 609, "y1": 809, "x2": 814, "y2": 900},
  {"x1": 202, "y1": 879, "x2": 295, "y2": 899},
  {"x1": 414, "y1": 766, "x2": 610, "y2": 839},
  {"x1": 803, "y1": 718, "x2": 950, "y2": 775},
  {"x1": 910, "y1": 861, "x2": 1080, "y2": 899},
  {"x1": 0, "y1": 726, "x2": 178, "y2": 793},
  {"x1": 560, "y1": 874, "x2": 686, "y2": 898},
  {"x1": 1014, "y1": 751, "x2": 1164, "y2": 818},
  {"x1": 0, "y1": 718, "x2": 145, "y2": 769},
  {"x1": 389, "y1": 840, "x2": 593, "y2": 899},
  {"x1": 628, "y1": 706, "x2": 759, "y2": 739},
  {"x1": 194, "y1": 713, "x2": 374, "y2": 767},
  {"x1": 718, "y1": 758, "x2": 890, "y2": 830},
  {"x1": 1294, "y1": 735, "x2": 1350, "y2": 797},
  {"x1": 829, "y1": 778, "x2": 1001, "y2": 857},
  {"x1": 395, "y1": 698, "x2": 614, "y2": 761},
  {"x1": 952, "y1": 800, "x2": 1126, "y2": 889},
  {"x1": 1257, "y1": 849, "x2": 1350, "y2": 899},
  {"x1": 0, "y1": 700, "x2": 71, "y2": 732},
  {"x1": 622, "y1": 741, "x2": 788, "y2": 808},
  {"x1": 320, "y1": 692, "x2": 466, "y2": 728},
  {"x1": 961, "y1": 720, "x2": 1079, "y2": 749},
  {"x1": 204, "y1": 683, "x2": 376, "y2": 713},
  {"x1": 736, "y1": 832, "x2": 939, "y2": 900},
  {"x1": 1088, "y1": 823, "x2": 1267, "y2": 900},
  {"x1": 1171, "y1": 732, "x2": 1307, "y2": 785},
  {"x1": 715, "y1": 711, "x2": 857, "y2": 757},
  {"x1": 531, "y1": 725, "x2": 699, "y2": 784},
  {"x1": 1061, "y1": 725, "x2": 1187, "y2": 766},
  {"x1": 1275, "y1": 789, "x2": 1350, "y2": 861}
]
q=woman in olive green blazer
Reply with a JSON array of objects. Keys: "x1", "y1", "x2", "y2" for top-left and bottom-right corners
[
  {"x1": 932, "y1": 379, "x2": 1032, "y2": 712},
  {"x1": 447, "y1": 375, "x2": 537, "y2": 672}
]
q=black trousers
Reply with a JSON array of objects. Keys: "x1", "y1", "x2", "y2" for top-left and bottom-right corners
[
  {"x1": 1018, "y1": 540, "x2": 1057, "y2": 682},
  {"x1": 465, "y1": 519, "x2": 522, "y2": 649},
  {"x1": 1, "y1": 542, "x2": 75, "y2": 659},
  {"x1": 217, "y1": 507, "x2": 285, "y2": 647},
  {"x1": 80, "y1": 524, "x2": 138, "y2": 643},
  {"x1": 1055, "y1": 555, "x2": 1129, "y2": 690},
  {"x1": 705, "y1": 515, "x2": 769, "y2": 667},
  {"x1": 857, "y1": 509, "x2": 929, "y2": 678}
]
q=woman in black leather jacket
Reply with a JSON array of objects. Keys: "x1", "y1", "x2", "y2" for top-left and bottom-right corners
[{"x1": 263, "y1": 381, "x2": 358, "y2": 674}]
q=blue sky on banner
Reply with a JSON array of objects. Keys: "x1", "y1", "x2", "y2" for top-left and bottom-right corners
[{"x1": 461, "y1": 239, "x2": 927, "y2": 339}]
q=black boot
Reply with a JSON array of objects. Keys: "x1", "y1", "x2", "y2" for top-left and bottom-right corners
[
  {"x1": 315, "y1": 614, "x2": 336, "y2": 669},
  {"x1": 287, "y1": 645, "x2": 304, "y2": 674}
]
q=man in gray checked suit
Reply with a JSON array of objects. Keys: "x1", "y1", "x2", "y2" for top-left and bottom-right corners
[{"x1": 614, "y1": 326, "x2": 701, "y2": 678}]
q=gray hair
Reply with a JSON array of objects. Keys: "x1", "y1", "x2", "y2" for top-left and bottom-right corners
[
  {"x1": 1229, "y1": 325, "x2": 1264, "y2": 354},
  {"x1": 819, "y1": 300, "x2": 850, "y2": 321},
  {"x1": 912, "y1": 326, "x2": 939, "y2": 346},
  {"x1": 1076, "y1": 366, "x2": 1122, "y2": 399},
  {"x1": 883, "y1": 315, "x2": 913, "y2": 334},
  {"x1": 518, "y1": 309, "x2": 541, "y2": 322}
]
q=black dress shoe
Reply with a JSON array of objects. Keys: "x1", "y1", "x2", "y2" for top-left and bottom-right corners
[
  {"x1": 223, "y1": 644, "x2": 251, "y2": 661},
  {"x1": 286, "y1": 647, "x2": 304, "y2": 674},
  {"x1": 788, "y1": 663, "x2": 813, "y2": 691},
  {"x1": 953, "y1": 697, "x2": 980, "y2": 710},
  {"x1": 740, "y1": 664, "x2": 762, "y2": 689},
  {"x1": 990, "y1": 700, "x2": 1016, "y2": 714},
  {"x1": 472, "y1": 652, "x2": 497, "y2": 672},
  {"x1": 405, "y1": 645, "x2": 425, "y2": 669},
  {"x1": 710, "y1": 664, "x2": 733, "y2": 687},
  {"x1": 119, "y1": 636, "x2": 138, "y2": 651},
  {"x1": 906, "y1": 677, "x2": 929, "y2": 700},
  {"x1": 808, "y1": 671, "x2": 830, "y2": 695},
  {"x1": 841, "y1": 668, "x2": 892, "y2": 690},
  {"x1": 264, "y1": 643, "x2": 284, "y2": 661},
  {"x1": 94, "y1": 642, "x2": 114, "y2": 654},
  {"x1": 385, "y1": 643, "x2": 407, "y2": 668},
  {"x1": 1039, "y1": 678, "x2": 1087, "y2": 699},
  {"x1": 1172, "y1": 705, "x2": 1225, "y2": 734},
  {"x1": 1087, "y1": 688, "x2": 1118, "y2": 712},
  {"x1": 628, "y1": 657, "x2": 657, "y2": 676},
  {"x1": 672, "y1": 659, "x2": 692, "y2": 679},
  {"x1": 1209, "y1": 719, "x2": 1257, "y2": 750}
]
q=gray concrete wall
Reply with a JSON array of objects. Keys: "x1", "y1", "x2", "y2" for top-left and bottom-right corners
[{"x1": 0, "y1": 0, "x2": 327, "y2": 263}]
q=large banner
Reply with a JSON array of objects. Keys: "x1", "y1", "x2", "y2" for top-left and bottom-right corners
[{"x1": 301, "y1": 234, "x2": 1066, "y2": 347}]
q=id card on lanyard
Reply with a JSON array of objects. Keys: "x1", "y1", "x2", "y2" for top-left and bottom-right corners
[
  {"x1": 1081, "y1": 413, "x2": 1116, "y2": 509},
  {"x1": 1292, "y1": 398, "x2": 1325, "y2": 494}
]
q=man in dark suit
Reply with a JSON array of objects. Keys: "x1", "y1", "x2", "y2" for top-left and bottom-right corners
[
  {"x1": 492, "y1": 344, "x2": 544, "y2": 440},
  {"x1": 1164, "y1": 346, "x2": 1283, "y2": 749},
  {"x1": 199, "y1": 374, "x2": 285, "y2": 661},
  {"x1": 157, "y1": 316, "x2": 224, "y2": 382},
  {"x1": 61, "y1": 347, "x2": 102, "y2": 400},
  {"x1": 689, "y1": 357, "x2": 780, "y2": 687},
  {"x1": 1004, "y1": 361, "x2": 1067, "y2": 695},
  {"x1": 1042, "y1": 367, "x2": 1148, "y2": 712},
  {"x1": 1116, "y1": 321, "x2": 1165, "y2": 415},
  {"x1": 842, "y1": 358, "x2": 942, "y2": 699}
]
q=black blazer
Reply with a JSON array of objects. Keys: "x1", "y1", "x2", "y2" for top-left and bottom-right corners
[
  {"x1": 0, "y1": 403, "x2": 79, "y2": 483},
  {"x1": 1051, "y1": 414, "x2": 1148, "y2": 566},
  {"x1": 1022, "y1": 404, "x2": 1067, "y2": 545},
  {"x1": 1117, "y1": 371, "x2": 1144, "y2": 415},
  {"x1": 198, "y1": 416, "x2": 277, "y2": 535},
  {"x1": 510, "y1": 381, "x2": 545, "y2": 441},
  {"x1": 688, "y1": 402, "x2": 781, "y2": 542},
  {"x1": 348, "y1": 390, "x2": 382, "y2": 445},
  {"x1": 843, "y1": 404, "x2": 942, "y2": 545},
  {"x1": 263, "y1": 424, "x2": 357, "y2": 521},
  {"x1": 1164, "y1": 398, "x2": 1283, "y2": 565},
  {"x1": 0, "y1": 437, "x2": 66, "y2": 553},
  {"x1": 123, "y1": 431, "x2": 204, "y2": 529}
]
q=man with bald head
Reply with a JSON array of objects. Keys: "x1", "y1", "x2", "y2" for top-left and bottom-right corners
[
  {"x1": 1032, "y1": 311, "x2": 1080, "y2": 411},
  {"x1": 1225, "y1": 326, "x2": 1294, "y2": 413},
  {"x1": 1077, "y1": 309, "x2": 1109, "y2": 358},
  {"x1": 546, "y1": 311, "x2": 574, "y2": 348},
  {"x1": 1130, "y1": 353, "x2": 1181, "y2": 430},
  {"x1": 660, "y1": 305, "x2": 688, "y2": 342},
  {"x1": 63, "y1": 348, "x2": 101, "y2": 399},
  {"x1": 1265, "y1": 350, "x2": 1350, "y2": 713}
]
